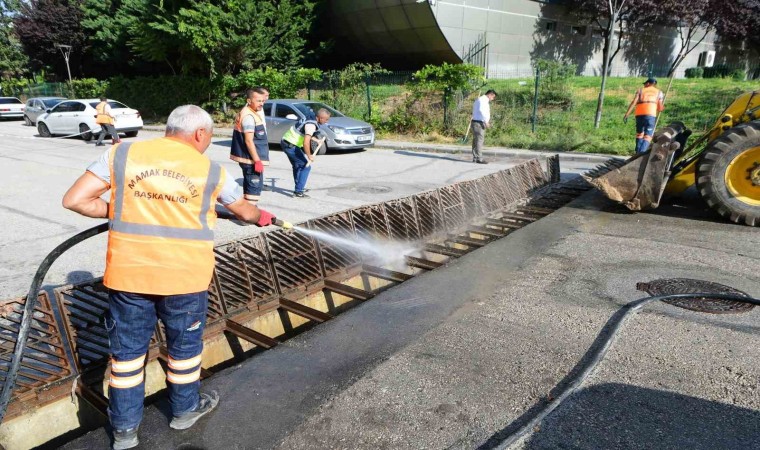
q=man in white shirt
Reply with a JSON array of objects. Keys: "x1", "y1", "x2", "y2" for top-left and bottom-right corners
[{"x1": 471, "y1": 89, "x2": 496, "y2": 164}]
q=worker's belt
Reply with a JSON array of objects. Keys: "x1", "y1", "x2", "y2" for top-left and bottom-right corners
[{"x1": 471, "y1": 120, "x2": 485, "y2": 124}]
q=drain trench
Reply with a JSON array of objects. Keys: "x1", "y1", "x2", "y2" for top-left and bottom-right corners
[{"x1": 0, "y1": 156, "x2": 628, "y2": 445}]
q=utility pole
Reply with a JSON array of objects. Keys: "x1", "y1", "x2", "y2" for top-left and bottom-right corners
[{"x1": 54, "y1": 44, "x2": 73, "y2": 83}]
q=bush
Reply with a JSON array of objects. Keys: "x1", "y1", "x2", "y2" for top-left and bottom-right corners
[
  {"x1": 66, "y1": 78, "x2": 109, "y2": 98},
  {"x1": 730, "y1": 69, "x2": 746, "y2": 81},
  {"x1": 685, "y1": 67, "x2": 704, "y2": 78},
  {"x1": 106, "y1": 76, "x2": 215, "y2": 119},
  {"x1": 534, "y1": 59, "x2": 575, "y2": 110}
]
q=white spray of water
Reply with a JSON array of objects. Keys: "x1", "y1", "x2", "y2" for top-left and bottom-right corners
[{"x1": 294, "y1": 226, "x2": 419, "y2": 269}]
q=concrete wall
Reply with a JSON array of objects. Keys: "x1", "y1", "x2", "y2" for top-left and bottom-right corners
[
  {"x1": 429, "y1": 0, "x2": 752, "y2": 78},
  {"x1": 326, "y1": 0, "x2": 753, "y2": 77}
]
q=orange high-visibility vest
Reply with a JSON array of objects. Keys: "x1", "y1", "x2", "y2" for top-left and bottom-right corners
[
  {"x1": 95, "y1": 101, "x2": 114, "y2": 125},
  {"x1": 104, "y1": 138, "x2": 225, "y2": 295},
  {"x1": 634, "y1": 86, "x2": 662, "y2": 117}
]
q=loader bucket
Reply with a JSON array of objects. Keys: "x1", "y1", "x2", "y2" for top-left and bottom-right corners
[{"x1": 584, "y1": 122, "x2": 687, "y2": 211}]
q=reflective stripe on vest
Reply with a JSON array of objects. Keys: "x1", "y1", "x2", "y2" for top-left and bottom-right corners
[
  {"x1": 95, "y1": 102, "x2": 114, "y2": 125},
  {"x1": 635, "y1": 87, "x2": 661, "y2": 117},
  {"x1": 104, "y1": 138, "x2": 224, "y2": 295},
  {"x1": 112, "y1": 143, "x2": 219, "y2": 241},
  {"x1": 282, "y1": 120, "x2": 319, "y2": 148}
]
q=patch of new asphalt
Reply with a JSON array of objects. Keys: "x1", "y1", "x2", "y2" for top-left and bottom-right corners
[{"x1": 62, "y1": 190, "x2": 759, "y2": 449}]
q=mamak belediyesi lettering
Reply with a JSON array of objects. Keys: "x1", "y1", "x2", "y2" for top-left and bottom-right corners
[{"x1": 127, "y1": 169, "x2": 201, "y2": 203}]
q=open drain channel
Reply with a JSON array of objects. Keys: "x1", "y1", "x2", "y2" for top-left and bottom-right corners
[{"x1": 0, "y1": 156, "x2": 626, "y2": 445}]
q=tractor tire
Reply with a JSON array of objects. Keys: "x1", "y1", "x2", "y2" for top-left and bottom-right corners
[{"x1": 696, "y1": 121, "x2": 760, "y2": 226}]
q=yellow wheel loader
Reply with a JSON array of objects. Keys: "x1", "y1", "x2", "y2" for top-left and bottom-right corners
[{"x1": 586, "y1": 90, "x2": 760, "y2": 226}]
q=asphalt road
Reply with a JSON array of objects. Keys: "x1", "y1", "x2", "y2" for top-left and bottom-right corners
[
  {"x1": 0, "y1": 119, "x2": 595, "y2": 299},
  {"x1": 63, "y1": 185, "x2": 760, "y2": 450}
]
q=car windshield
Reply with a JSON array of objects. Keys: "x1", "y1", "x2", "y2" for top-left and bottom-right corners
[
  {"x1": 0, "y1": 98, "x2": 22, "y2": 104},
  {"x1": 291, "y1": 102, "x2": 344, "y2": 119},
  {"x1": 42, "y1": 98, "x2": 65, "y2": 108},
  {"x1": 88, "y1": 101, "x2": 129, "y2": 109}
]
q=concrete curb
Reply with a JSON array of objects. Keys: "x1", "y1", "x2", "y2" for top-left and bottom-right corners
[{"x1": 143, "y1": 125, "x2": 623, "y2": 164}]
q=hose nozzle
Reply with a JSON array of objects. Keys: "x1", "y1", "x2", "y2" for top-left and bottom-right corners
[{"x1": 273, "y1": 218, "x2": 293, "y2": 230}]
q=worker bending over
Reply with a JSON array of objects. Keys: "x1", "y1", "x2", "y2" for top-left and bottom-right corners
[
  {"x1": 62, "y1": 105, "x2": 275, "y2": 450},
  {"x1": 281, "y1": 108, "x2": 330, "y2": 198},
  {"x1": 624, "y1": 77, "x2": 665, "y2": 153},
  {"x1": 230, "y1": 88, "x2": 269, "y2": 203}
]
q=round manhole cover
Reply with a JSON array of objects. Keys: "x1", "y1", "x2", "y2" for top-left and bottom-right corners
[
  {"x1": 353, "y1": 185, "x2": 393, "y2": 194},
  {"x1": 636, "y1": 278, "x2": 754, "y2": 314}
]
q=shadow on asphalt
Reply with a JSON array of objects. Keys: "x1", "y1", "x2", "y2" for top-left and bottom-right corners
[
  {"x1": 573, "y1": 188, "x2": 731, "y2": 226},
  {"x1": 522, "y1": 383, "x2": 760, "y2": 449}
]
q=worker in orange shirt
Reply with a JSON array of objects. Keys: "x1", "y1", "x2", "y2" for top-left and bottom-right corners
[{"x1": 624, "y1": 78, "x2": 665, "y2": 153}]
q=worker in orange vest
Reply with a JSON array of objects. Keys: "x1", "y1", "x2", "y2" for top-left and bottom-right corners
[
  {"x1": 624, "y1": 78, "x2": 665, "y2": 153},
  {"x1": 95, "y1": 96, "x2": 121, "y2": 146},
  {"x1": 62, "y1": 105, "x2": 278, "y2": 450}
]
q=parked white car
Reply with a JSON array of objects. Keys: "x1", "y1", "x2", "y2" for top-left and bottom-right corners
[
  {"x1": 0, "y1": 97, "x2": 25, "y2": 119},
  {"x1": 36, "y1": 98, "x2": 143, "y2": 140}
]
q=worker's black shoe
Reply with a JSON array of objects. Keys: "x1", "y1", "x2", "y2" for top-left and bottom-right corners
[
  {"x1": 112, "y1": 427, "x2": 139, "y2": 450},
  {"x1": 293, "y1": 191, "x2": 310, "y2": 198},
  {"x1": 475, "y1": 159, "x2": 488, "y2": 164},
  {"x1": 169, "y1": 391, "x2": 219, "y2": 430},
  {"x1": 95, "y1": 143, "x2": 105, "y2": 147}
]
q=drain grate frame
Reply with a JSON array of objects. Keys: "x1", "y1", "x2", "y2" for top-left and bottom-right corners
[
  {"x1": 2, "y1": 157, "x2": 625, "y2": 426},
  {"x1": 637, "y1": 278, "x2": 755, "y2": 314}
]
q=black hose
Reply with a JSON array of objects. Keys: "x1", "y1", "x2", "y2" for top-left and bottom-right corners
[
  {"x1": 486, "y1": 292, "x2": 760, "y2": 450},
  {"x1": 0, "y1": 222, "x2": 109, "y2": 423}
]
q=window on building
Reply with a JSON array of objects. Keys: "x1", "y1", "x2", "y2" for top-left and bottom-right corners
[
  {"x1": 571, "y1": 26, "x2": 587, "y2": 36},
  {"x1": 545, "y1": 21, "x2": 557, "y2": 31},
  {"x1": 593, "y1": 28, "x2": 605, "y2": 38}
]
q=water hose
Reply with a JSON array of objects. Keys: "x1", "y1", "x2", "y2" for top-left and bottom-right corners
[
  {"x1": 0, "y1": 222, "x2": 109, "y2": 423},
  {"x1": 483, "y1": 292, "x2": 760, "y2": 450}
]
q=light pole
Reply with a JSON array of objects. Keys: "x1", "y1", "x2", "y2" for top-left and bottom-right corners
[{"x1": 54, "y1": 43, "x2": 73, "y2": 83}]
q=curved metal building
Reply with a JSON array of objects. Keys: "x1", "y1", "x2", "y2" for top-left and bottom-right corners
[{"x1": 325, "y1": 0, "x2": 462, "y2": 68}]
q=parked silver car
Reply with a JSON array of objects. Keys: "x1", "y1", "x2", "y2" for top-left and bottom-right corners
[
  {"x1": 24, "y1": 97, "x2": 67, "y2": 125},
  {"x1": 264, "y1": 100, "x2": 374, "y2": 154},
  {"x1": 0, "y1": 97, "x2": 25, "y2": 120}
]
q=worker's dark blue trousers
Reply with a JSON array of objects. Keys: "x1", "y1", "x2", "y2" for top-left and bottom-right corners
[
  {"x1": 239, "y1": 163, "x2": 264, "y2": 201},
  {"x1": 106, "y1": 290, "x2": 207, "y2": 431},
  {"x1": 281, "y1": 141, "x2": 312, "y2": 194},
  {"x1": 635, "y1": 115, "x2": 656, "y2": 153}
]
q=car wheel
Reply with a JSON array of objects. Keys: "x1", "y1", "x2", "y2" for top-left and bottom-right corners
[
  {"x1": 79, "y1": 123, "x2": 93, "y2": 141},
  {"x1": 24, "y1": 115, "x2": 32, "y2": 126},
  {"x1": 125, "y1": 130, "x2": 138, "y2": 138},
  {"x1": 38, "y1": 122, "x2": 51, "y2": 138},
  {"x1": 316, "y1": 142, "x2": 328, "y2": 155}
]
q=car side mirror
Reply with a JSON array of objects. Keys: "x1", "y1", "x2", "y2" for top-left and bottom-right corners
[{"x1": 285, "y1": 114, "x2": 298, "y2": 120}]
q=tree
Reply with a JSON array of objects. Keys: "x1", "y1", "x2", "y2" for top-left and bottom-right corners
[
  {"x1": 0, "y1": 0, "x2": 27, "y2": 78},
  {"x1": 80, "y1": 0, "x2": 318, "y2": 78},
  {"x1": 567, "y1": 0, "x2": 654, "y2": 129},
  {"x1": 14, "y1": 0, "x2": 87, "y2": 78}
]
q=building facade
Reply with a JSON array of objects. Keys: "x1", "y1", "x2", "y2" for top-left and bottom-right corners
[{"x1": 326, "y1": 0, "x2": 752, "y2": 78}]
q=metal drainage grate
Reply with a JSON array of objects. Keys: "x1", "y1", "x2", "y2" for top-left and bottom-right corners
[{"x1": 637, "y1": 278, "x2": 755, "y2": 314}]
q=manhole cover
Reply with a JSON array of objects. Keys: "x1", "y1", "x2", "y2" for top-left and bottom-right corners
[
  {"x1": 353, "y1": 185, "x2": 393, "y2": 194},
  {"x1": 636, "y1": 278, "x2": 754, "y2": 314}
]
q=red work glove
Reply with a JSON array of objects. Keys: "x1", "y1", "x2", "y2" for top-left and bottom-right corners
[
  {"x1": 256, "y1": 209, "x2": 274, "y2": 227},
  {"x1": 254, "y1": 160, "x2": 264, "y2": 173}
]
